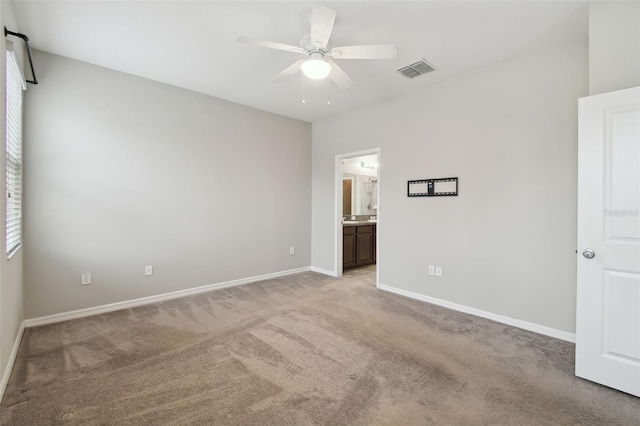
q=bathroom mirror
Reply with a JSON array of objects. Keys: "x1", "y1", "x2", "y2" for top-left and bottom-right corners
[{"x1": 342, "y1": 154, "x2": 378, "y2": 215}]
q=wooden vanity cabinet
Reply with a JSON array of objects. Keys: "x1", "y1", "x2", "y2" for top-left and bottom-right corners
[{"x1": 343, "y1": 224, "x2": 376, "y2": 270}]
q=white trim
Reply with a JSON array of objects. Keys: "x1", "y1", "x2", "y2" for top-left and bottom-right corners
[
  {"x1": 335, "y1": 156, "x2": 343, "y2": 277},
  {"x1": 25, "y1": 267, "x2": 311, "y2": 328},
  {"x1": 310, "y1": 266, "x2": 338, "y2": 277},
  {"x1": 0, "y1": 321, "x2": 25, "y2": 402},
  {"x1": 378, "y1": 283, "x2": 576, "y2": 343}
]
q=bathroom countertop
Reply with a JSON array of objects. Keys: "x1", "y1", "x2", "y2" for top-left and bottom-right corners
[{"x1": 342, "y1": 221, "x2": 377, "y2": 227}]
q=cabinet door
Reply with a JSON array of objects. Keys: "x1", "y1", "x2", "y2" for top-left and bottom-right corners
[
  {"x1": 343, "y1": 234, "x2": 357, "y2": 270},
  {"x1": 356, "y1": 233, "x2": 374, "y2": 266}
]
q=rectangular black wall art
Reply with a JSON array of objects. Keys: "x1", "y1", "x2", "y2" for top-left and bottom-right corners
[{"x1": 407, "y1": 177, "x2": 458, "y2": 197}]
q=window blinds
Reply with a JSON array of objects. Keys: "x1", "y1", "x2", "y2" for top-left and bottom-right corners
[{"x1": 6, "y1": 42, "x2": 26, "y2": 256}]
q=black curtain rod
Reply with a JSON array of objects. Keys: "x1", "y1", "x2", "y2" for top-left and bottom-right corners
[{"x1": 4, "y1": 27, "x2": 38, "y2": 85}]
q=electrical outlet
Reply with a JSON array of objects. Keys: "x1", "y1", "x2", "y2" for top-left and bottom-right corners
[
  {"x1": 81, "y1": 272, "x2": 91, "y2": 286},
  {"x1": 428, "y1": 265, "x2": 435, "y2": 276},
  {"x1": 435, "y1": 266, "x2": 442, "y2": 277},
  {"x1": 289, "y1": 247, "x2": 295, "y2": 255},
  {"x1": 145, "y1": 265, "x2": 153, "y2": 276}
]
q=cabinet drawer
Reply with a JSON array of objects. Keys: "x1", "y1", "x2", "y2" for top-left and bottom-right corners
[
  {"x1": 343, "y1": 226, "x2": 356, "y2": 235},
  {"x1": 356, "y1": 225, "x2": 374, "y2": 234}
]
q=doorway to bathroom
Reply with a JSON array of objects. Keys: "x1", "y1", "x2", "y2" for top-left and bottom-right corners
[{"x1": 335, "y1": 148, "x2": 380, "y2": 288}]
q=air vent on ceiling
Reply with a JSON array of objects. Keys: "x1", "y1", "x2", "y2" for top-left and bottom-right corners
[{"x1": 397, "y1": 59, "x2": 435, "y2": 79}]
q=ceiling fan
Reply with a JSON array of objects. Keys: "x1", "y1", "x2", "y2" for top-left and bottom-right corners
[{"x1": 237, "y1": 6, "x2": 397, "y2": 89}]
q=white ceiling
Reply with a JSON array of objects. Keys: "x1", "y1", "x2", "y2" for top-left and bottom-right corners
[{"x1": 11, "y1": 1, "x2": 588, "y2": 123}]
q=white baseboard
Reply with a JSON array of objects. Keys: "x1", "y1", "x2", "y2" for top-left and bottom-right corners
[
  {"x1": 378, "y1": 283, "x2": 576, "y2": 343},
  {"x1": 310, "y1": 266, "x2": 338, "y2": 277},
  {"x1": 0, "y1": 321, "x2": 25, "y2": 403},
  {"x1": 25, "y1": 266, "x2": 311, "y2": 328}
]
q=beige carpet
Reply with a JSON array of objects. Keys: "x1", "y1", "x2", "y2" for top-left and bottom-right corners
[{"x1": 2, "y1": 266, "x2": 638, "y2": 425}]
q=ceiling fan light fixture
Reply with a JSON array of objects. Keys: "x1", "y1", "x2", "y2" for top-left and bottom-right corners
[{"x1": 301, "y1": 58, "x2": 331, "y2": 80}]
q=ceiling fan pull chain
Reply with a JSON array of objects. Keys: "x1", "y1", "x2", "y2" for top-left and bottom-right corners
[
  {"x1": 302, "y1": 75, "x2": 306, "y2": 104},
  {"x1": 327, "y1": 79, "x2": 331, "y2": 106}
]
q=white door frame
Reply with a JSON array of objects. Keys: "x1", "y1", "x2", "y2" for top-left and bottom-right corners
[{"x1": 335, "y1": 148, "x2": 380, "y2": 288}]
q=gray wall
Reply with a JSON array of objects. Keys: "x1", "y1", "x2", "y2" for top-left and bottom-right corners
[
  {"x1": 311, "y1": 36, "x2": 588, "y2": 333},
  {"x1": 0, "y1": 0, "x2": 25, "y2": 388},
  {"x1": 589, "y1": 1, "x2": 640, "y2": 95},
  {"x1": 24, "y1": 51, "x2": 311, "y2": 319}
]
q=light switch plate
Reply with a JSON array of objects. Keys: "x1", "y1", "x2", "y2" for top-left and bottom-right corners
[
  {"x1": 435, "y1": 266, "x2": 442, "y2": 277},
  {"x1": 428, "y1": 265, "x2": 435, "y2": 276}
]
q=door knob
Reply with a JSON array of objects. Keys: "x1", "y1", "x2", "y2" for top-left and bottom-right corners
[{"x1": 582, "y1": 249, "x2": 595, "y2": 259}]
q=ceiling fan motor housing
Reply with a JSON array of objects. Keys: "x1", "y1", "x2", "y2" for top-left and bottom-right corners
[
  {"x1": 300, "y1": 35, "x2": 329, "y2": 53},
  {"x1": 308, "y1": 51, "x2": 325, "y2": 60}
]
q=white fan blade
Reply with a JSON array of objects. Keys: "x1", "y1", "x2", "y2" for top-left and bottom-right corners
[
  {"x1": 270, "y1": 59, "x2": 306, "y2": 83},
  {"x1": 237, "y1": 37, "x2": 307, "y2": 55},
  {"x1": 328, "y1": 60, "x2": 353, "y2": 89},
  {"x1": 330, "y1": 44, "x2": 397, "y2": 59},
  {"x1": 310, "y1": 6, "x2": 336, "y2": 49}
]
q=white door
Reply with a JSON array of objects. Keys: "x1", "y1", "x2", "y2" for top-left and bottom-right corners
[{"x1": 576, "y1": 86, "x2": 640, "y2": 397}]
